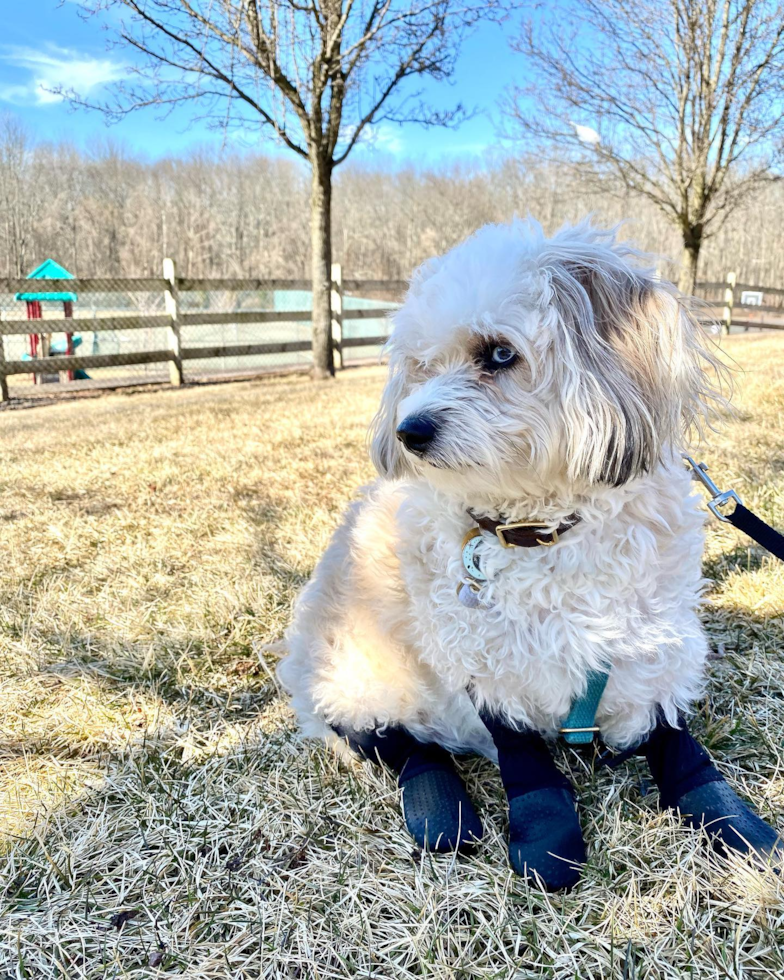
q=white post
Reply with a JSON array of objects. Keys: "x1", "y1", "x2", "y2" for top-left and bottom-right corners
[
  {"x1": 723, "y1": 271, "x2": 736, "y2": 336},
  {"x1": 331, "y1": 262, "x2": 343, "y2": 370},
  {"x1": 163, "y1": 257, "x2": 184, "y2": 385}
]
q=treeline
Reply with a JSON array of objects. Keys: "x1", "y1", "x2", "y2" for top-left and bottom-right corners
[{"x1": 2, "y1": 118, "x2": 783, "y2": 288}]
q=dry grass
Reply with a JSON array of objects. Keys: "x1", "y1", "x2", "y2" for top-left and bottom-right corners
[{"x1": 1, "y1": 338, "x2": 783, "y2": 979}]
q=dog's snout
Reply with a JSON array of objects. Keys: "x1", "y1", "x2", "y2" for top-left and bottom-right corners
[{"x1": 396, "y1": 414, "x2": 438, "y2": 454}]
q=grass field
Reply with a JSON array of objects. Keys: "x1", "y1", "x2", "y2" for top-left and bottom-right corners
[{"x1": 1, "y1": 335, "x2": 783, "y2": 979}]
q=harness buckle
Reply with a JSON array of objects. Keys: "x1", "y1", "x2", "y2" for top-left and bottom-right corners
[
  {"x1": 559, "y1": 726, "x2": 601, "y2": 735},
  {"x1": 682, "y1": 455, "x2": 742, "y2": 523},
  {"x1": 496, "y1": 521, "x2": 557, "y2": 548}
]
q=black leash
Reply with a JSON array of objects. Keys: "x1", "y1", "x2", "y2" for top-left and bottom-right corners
[
  {"x1": 723, "y1": 503, "x2": 784, "y2": 562},
  {"x1": 683, "y1": 455, "x2": 784, "y2": 562}
]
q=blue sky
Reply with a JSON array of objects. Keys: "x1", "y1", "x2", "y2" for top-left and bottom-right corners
[{"x1": 0, "y1": 0, "x2": 519, "y2": 163}]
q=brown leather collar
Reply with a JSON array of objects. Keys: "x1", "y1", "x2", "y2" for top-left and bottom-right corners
[{"x1": 468, "y1": 510, "x2": 581, "y2": 548}]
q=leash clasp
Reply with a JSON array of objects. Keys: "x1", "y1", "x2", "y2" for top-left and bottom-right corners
[{"x1": 682, "y1": 455, "x2": 742, "y2": 522}]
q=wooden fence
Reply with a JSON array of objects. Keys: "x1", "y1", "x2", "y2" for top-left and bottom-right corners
[
  {"x1": 0, "y1": 262, "x2": 405, "y2": 402},
  {"x1": 2, "y1": 264, "x2": 782, "y2": 403},
  {"x1": 695, "y1": 273, "x2": 784, "y2": 332}
]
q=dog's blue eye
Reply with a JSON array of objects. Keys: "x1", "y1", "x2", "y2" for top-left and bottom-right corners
[
  {"x1": 490, "y1": 346, "x2": 516, "y2": 366},
  {"x1": 477, "y1": 341, "x2": 518, "y2": 373}
]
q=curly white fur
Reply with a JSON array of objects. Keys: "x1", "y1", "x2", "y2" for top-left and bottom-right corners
[{"x1": 278, "y1": 219, "x2": 725, "y2": 756}]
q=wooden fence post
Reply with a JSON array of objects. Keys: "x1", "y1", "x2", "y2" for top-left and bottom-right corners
[
  {"x1": 163, "y1": 257, "x2": 184, "y2": 385},
  {"x1": 331, "y1": 263, "x2": 343, "y2": 370},
  {"x1": 723, "y1": 271, "x2": 736, "y2": 335},
  {"x1": 0, "y1": 332, "x2": 8, "y2": 403}
]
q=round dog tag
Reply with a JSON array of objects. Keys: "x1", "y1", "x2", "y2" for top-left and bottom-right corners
[
  {"x1": 457, "y1": 581, "x2": 484, "y2": 608},
  {"x1": 461, "y1": 528, "x2": 487, "y2": 582}
]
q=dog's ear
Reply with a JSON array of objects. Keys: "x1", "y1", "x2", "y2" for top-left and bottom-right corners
[
  {"x1": 368, "y1": 352, "x2": 412, "y2": 479},
  {"x1": 546, "y1": 243, "x2": 717, "y2": 486}
]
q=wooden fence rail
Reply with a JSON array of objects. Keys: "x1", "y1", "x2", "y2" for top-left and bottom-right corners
[
  {"x1": 0, "y1": 261, "x2": 399, "y2": 402},
  {"x1": 0, "y1": 278, "x2": 169, "y2": 294},
  {"x1": 2, "y1": 350, "x2": 174, "y2": 375},
  {"x1": 0, "y1": 314, "x2": 173, "y2": 336}
]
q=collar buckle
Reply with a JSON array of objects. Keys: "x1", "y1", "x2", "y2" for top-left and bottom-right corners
[{"x1": 496, "y1": 521, "x2": 558, "y2": 548}]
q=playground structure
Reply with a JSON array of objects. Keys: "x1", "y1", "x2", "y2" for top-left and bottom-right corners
[{"x1": 14, "y1": 259, "x2": 85, "y2": 384}]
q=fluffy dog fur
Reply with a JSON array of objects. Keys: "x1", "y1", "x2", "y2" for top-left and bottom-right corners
[{"x1": 278, "y1": 219, "x2": 725, "y2": 760}]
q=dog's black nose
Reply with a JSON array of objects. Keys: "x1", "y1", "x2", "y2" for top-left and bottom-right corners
[{"x1": 396, "y1": 415, "x2": 438, "y2": 453}]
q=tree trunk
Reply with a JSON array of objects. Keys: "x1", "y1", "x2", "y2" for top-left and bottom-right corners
[
  {"x1": 678, "y1": 224, "x2": 703, "y2": 296},
  {"x1": 310, "y1": 152, "x2": 334, "y2": 380}
]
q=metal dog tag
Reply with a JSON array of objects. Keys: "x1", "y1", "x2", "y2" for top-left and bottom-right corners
[
  {"x1": 461, "y1": 528, "x2": 488, "y2": 582},
  {"x1": 457, "y1": 581, "x2": 484, "y2": 608}
]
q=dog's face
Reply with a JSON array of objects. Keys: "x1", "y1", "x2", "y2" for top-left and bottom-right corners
[{"x1": 370, "y1": 220, "x2": 720, "y2": 498}]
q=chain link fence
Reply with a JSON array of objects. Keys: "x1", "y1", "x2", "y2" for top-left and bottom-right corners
[
  {"x1": 0, "y1": 280, "x2": 171, "y2": 398},
  {"x1": 341, "y1": 280, "x2": 402, "y2": 366},
  {"x1": 5, "y1": 265, "x2": 784, "y2": 405},
  {"x1": 179, "y1": 280, "x2": 314, "y2": 379},
  {"x1": 0, "y1": 272, "x2": 405, "y2": 403}
]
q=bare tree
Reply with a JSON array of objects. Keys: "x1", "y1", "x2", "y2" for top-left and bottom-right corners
[
  {"x1": 0, "y1": 116, "x2": 44, "y2": 278},
  {"x1": 505, "y1": 0, "x2": 784, "y2": 293},
  {"x1": 69, "y1": 0, "x2": 514, "y2": 378}
]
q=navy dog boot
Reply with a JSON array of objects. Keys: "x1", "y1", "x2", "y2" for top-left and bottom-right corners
[
  {"x1": 332, "y1": 723, "x2": 483, "y2": 853},
  {"x1": 481, "y1": 712, "x2": 586, "y2": 890},
  {"x1": 642, "y1": 715, "x2": 783, "y2": 867}
]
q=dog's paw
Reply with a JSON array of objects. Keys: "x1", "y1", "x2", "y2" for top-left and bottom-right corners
[
  {"x1": 400, "y1": 768, "x2": 483, "y2": 853},
  {"x1": 507, "y1": 787, "x2": 586, "y2": 891},
  {"x1": 677, "y1": 780, "x2": 784, "y2": 869}
]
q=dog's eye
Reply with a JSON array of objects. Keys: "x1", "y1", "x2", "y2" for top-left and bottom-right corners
[
  {"x1": 479, "y1": 344, "x2": 518, "y2": 372},
  {"x1": 491, "y1": 346, "x2": 516, "y2": 365},
  {"x1": 475, "y1": 339, "x2": 520, "y2": 373}
]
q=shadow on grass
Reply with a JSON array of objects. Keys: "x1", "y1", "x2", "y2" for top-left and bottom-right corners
[
  {"x1": 0, "y1": 493, "x2": 318, "y2": 849},
  {"x1": 702, "y1": 542, "x2": 776, "y2": 584}
]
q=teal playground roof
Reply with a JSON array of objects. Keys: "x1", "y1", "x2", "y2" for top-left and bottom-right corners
[{"x1": 15, "y1": 258, "x2": 78, "y2": 302}]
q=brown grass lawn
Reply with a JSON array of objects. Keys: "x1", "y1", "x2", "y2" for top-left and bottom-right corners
[{"x1": 1, "y1": 337, "x2": 783, "y2": 979}]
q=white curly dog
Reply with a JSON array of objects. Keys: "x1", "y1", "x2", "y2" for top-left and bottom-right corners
[{"x1": 278, "y1": 220, "x2": 781, "y2": 890}]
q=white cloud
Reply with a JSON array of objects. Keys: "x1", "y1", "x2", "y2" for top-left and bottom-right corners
[
  {"x1": 571, "y1": 122, "x2": 600, "y2": 145},
  {"x1": 364, "y1": 123, "x2": 405, "y2": 155},
  {"x1": 0, "y1": 44, "x2": 124, "y2": 106},
  {"x1": 0, "y1": 83, "x2": 31, "y2": 104}
]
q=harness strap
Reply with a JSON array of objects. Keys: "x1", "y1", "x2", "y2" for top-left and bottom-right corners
[{"x1": 559, "y1": 669, "x2": 610, "y2": 744}]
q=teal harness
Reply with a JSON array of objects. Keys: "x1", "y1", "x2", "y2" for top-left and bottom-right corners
[
  {"x1": 458, "y1": 515, "x2": 611, "y2": 745},
  {"x1": 559, "y1": 668, "x2": 610, "y2": 745}
]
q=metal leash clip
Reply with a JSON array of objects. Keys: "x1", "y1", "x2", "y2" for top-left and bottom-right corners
[{"x1": 682, "y1": 454, "x2": 742, "y2": 522}]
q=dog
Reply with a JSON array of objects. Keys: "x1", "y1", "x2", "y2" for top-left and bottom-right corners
[{"x1": 277, "y1": 219, "x2": 782, "y2": 890}]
